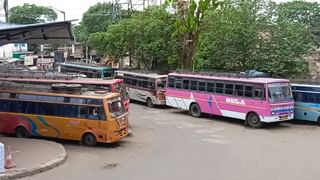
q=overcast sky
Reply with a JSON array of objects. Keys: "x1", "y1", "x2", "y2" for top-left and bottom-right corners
[{"x1": 4, "y1": 0, "x2": 320, "y2": 22}]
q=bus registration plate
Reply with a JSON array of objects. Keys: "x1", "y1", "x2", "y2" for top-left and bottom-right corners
[{"x1": 279, "y1": 116, "x2": 288, "y2": 121}]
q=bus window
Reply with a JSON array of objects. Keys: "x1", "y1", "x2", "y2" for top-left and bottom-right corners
[
  {"x1": 57, "y1": 104, "x2": 78, "y2": 118},
  {"x1": 244, "y1": 85, "x2": 253, "y2": 98},
  {"x1": 168, "y1": 78, "x2": 175, "y2": 88},
  {"x1": 235, "y1": 84, "x2": 244, "y2": 96},
  {"x1": 216, "y1": 82, "x2": 224, "y2": 94},
  {"x1": 207, "y1": 81, "x2": 215, "y2": 93},
  {"x1": 88, "y1": 107, "x2": 99, "y2": 120},
  {"x1": 142, "y1": 81, "x2": 148, "y2": 89},
  {"x1": 157, "y1": 79, "x2": 166, "y2": 90},
  {"x1": 199, "y1": 81, "x2": 206, "y2": 92},
  {"x1": 0, "y1": 100, "x2": 9, "y2": 112},
  {"x1": 190, "y1": 80, "x2": 198, "y2": 91},
  {"x1": 79, "y1": 106, "x2": 89, "y2": 119},
  {"x1": 108, "y1": 97, "x2": 125, "y2": 118},
  {"x1": 225, "y1": 83, "x2": 234, "y2": 95},
  {"x1": 254, "y1": 85, "x2": 265, "y2": 99},
  {"x1": 175, "y1": 79, "x2": 182, "y2": 89},
  {"x1": 183, "y1": 80, "x2": 190, "y2": 90}
]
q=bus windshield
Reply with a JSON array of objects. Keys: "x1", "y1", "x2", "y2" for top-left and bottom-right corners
[
  {"x1": 157, "y1": 78, "x2": 166, "y2": 90},
  {"x1": 268, "y1": 83, "x2": 293, "y2": 102},
  {"x1": 108, "y1": 96, "x2": 125, "y2": 118},
  {"x1": 115, "y1": 82, "x2": 129, "y2": 100}
]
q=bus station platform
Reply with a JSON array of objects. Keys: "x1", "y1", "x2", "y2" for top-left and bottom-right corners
[{"x1": 0, "y1": 137, "x2": 66, "y2": 180}]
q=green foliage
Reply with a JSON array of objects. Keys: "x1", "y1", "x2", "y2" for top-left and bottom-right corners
[
  {"x1": 87, "y1": 7, "x2": 180, "y2": 70},
  {"x1": 165, "y1": 0, "x2": 223, "y2": 69},
  {"x1": 196, "y1": 0, "x2": 314, "y2": 77},
  {"x1": 277, "y1": 0, "x2": 320, "y2": 47},
  {"x1": 82, "y1": 2, "x2": 120, "y2": 34},
  {"x1": 73, "y1": 24, "x2": 89, "y2": 43},
  {"x1": 9, "y1": 3, "x2": 57, "y2": 24}
]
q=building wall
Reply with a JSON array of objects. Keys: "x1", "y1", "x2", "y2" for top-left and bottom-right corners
[{"x1": 0, "y1": 43, "x2": 28, "y2": 59}]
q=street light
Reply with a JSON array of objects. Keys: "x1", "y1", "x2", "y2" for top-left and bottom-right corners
[{"x1": 49, "y1": 6, "x2": 66, "y2": 21}]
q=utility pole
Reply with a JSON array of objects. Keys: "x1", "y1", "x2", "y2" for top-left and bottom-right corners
[{"x1": 4, "y1": 0, "x2": 8, "y2": 23}]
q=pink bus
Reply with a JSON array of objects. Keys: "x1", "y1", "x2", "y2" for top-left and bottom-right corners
[{"x1": 166, "y1": 72, "x2": 294, "y2": 128}]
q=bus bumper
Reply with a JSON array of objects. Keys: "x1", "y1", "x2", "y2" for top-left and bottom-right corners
[
  {"x1": 260, "y1": 114, "x2": 294, "y2": 123},
  {"x1": 154, "y1": 100, "x2": 166, "y2": 105}
]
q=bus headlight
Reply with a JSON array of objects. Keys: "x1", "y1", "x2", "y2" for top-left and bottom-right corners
[{"x1": 271, "y1": 111, "x2": 276, "y2": 115}]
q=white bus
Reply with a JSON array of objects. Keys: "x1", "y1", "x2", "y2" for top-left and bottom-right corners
[{"x1": 115, "y1": 71, "x2": 167, "y2": 107}]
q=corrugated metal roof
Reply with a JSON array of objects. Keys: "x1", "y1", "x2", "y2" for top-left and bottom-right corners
[{"x1": 0, "y1": 21, "x2": 75, "y2": 45}]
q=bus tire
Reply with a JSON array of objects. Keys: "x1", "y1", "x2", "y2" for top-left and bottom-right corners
[
  {"x1": 317, "y1": 117, "x2": 320, "y2": 126},
  {"x1": 246, "y1": 112, "x2": 263, "y2": 128},
  {"x1": 15, "y1": 126, "x2": 29, "y2": 138},
  {"x1": 82, "y1": 133, "x2": 97, "y2": 147},
  {"x1": 190, "y1": 103, "x2": 201, "y2": 118},
  {"x1": 146, "y1": 98, "x2": 154, "y2": 108}
]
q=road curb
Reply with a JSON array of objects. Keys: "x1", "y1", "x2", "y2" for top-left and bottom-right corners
[{"x1": 0, "y1": 142, "x2": 67, "y2": 180}]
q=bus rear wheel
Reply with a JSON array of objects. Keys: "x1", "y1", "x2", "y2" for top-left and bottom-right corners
[
  {"x1": 190, "y1": 103, "x2": 201, "y2": 118},
  {"x1": 15, "y1": 126, "x2": 29, "y2": 138},
  {"x1": 82, "y1": 133, "x2": 97, "y2": 147},
  {"x1": 146, "y1": 98, "x2": 154, "y2": 108},
  {"x1": 317, "y1": 117, "x2": 320, "y2": 126},
  {"x1": 246, "y1": 113, "x2": 263, "y2": 128}
]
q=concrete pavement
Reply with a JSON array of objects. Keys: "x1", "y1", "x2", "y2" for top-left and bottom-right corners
[{"x1": 0, "y1": 137, "x2": 66, "y2": 180}]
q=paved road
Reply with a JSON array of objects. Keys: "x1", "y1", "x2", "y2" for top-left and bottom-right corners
[{"x1": 22, "y1": 103, "x2": 320, "y2": 180}]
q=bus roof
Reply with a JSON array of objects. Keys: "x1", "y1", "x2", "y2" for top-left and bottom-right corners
[
  {"x1": 0, "y1": 77, "x2": 122, "y2": 85},
  {"x1": 169, "y1": 73, "x2": 289, "y2": 84},
  {"x1": 61, "y1": 63, "x2": 116, "y2": 71},
  {"x1": 292, "y1": 83, "x2": 320, "y2": 88},
  {"x1": 115, "y1": 70, "x2": 168, "y2": 79},
  {"x1": 0, "y1": 89, "x2": 119, "y2": 99}
]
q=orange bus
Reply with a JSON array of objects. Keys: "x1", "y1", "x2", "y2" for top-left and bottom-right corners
[
  {"x1": 0, "y1": 77, "x2": 130, "y2": 111},
  {"x1": 0, "y1": 87, "x2": 129, "y2": 146}
]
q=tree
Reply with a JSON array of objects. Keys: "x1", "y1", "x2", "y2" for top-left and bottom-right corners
[
  {"x1": 196, "y1": 0, "x2": 314, "y2": 77},
  {"x1": 165, "y1": 0, "x2": 223, "y2": 70},
  {"x1": 87, "y1": 7, "x2": 180, "y2": 71},
  {"x1": 277, "y1": 0, "x2": 320, "y2": 46},
  {"x1": 9, "y1": 3, "x2": 57, "y2": 24},
  {"x1": 82, "y1": 2, "x2": 121, "y2": 34}
]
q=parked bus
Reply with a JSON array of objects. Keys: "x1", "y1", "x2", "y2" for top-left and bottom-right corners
[
  {"x1": 292, "y1": 83, "x2": 320, "y2": 124},
  {"x1": 0, "y1": 86, "x2": 129, "y2": 146},
  {"x1": 0, "y1": 77, "x2": 130, "y2": 111},
  {"x1": 60, "y1": 62, "x2": 117, "y2": 78},
  {"x1": 115, "y1": 71, "x2": 167, "y2": 107},
  {"x1": 166, "y1": 72, "x2": 294, "y2": 128}
]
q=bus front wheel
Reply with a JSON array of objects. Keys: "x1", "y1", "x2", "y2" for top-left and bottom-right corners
[
  {"x1": 146, "y1": 98, "x2": 154, "y2": 108},
  {"x1": 15, "y1": 126, "x2": 29, "y2": 138},
  {"x1": 82, "y1": 133, "x2": 97, "y2": 147},
  {"x1": 190, "y1": 103, "x2": 201, "y2": 118},
  {"x1": 246, "y1": 113, "x2": 263, "y2": 128}
]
